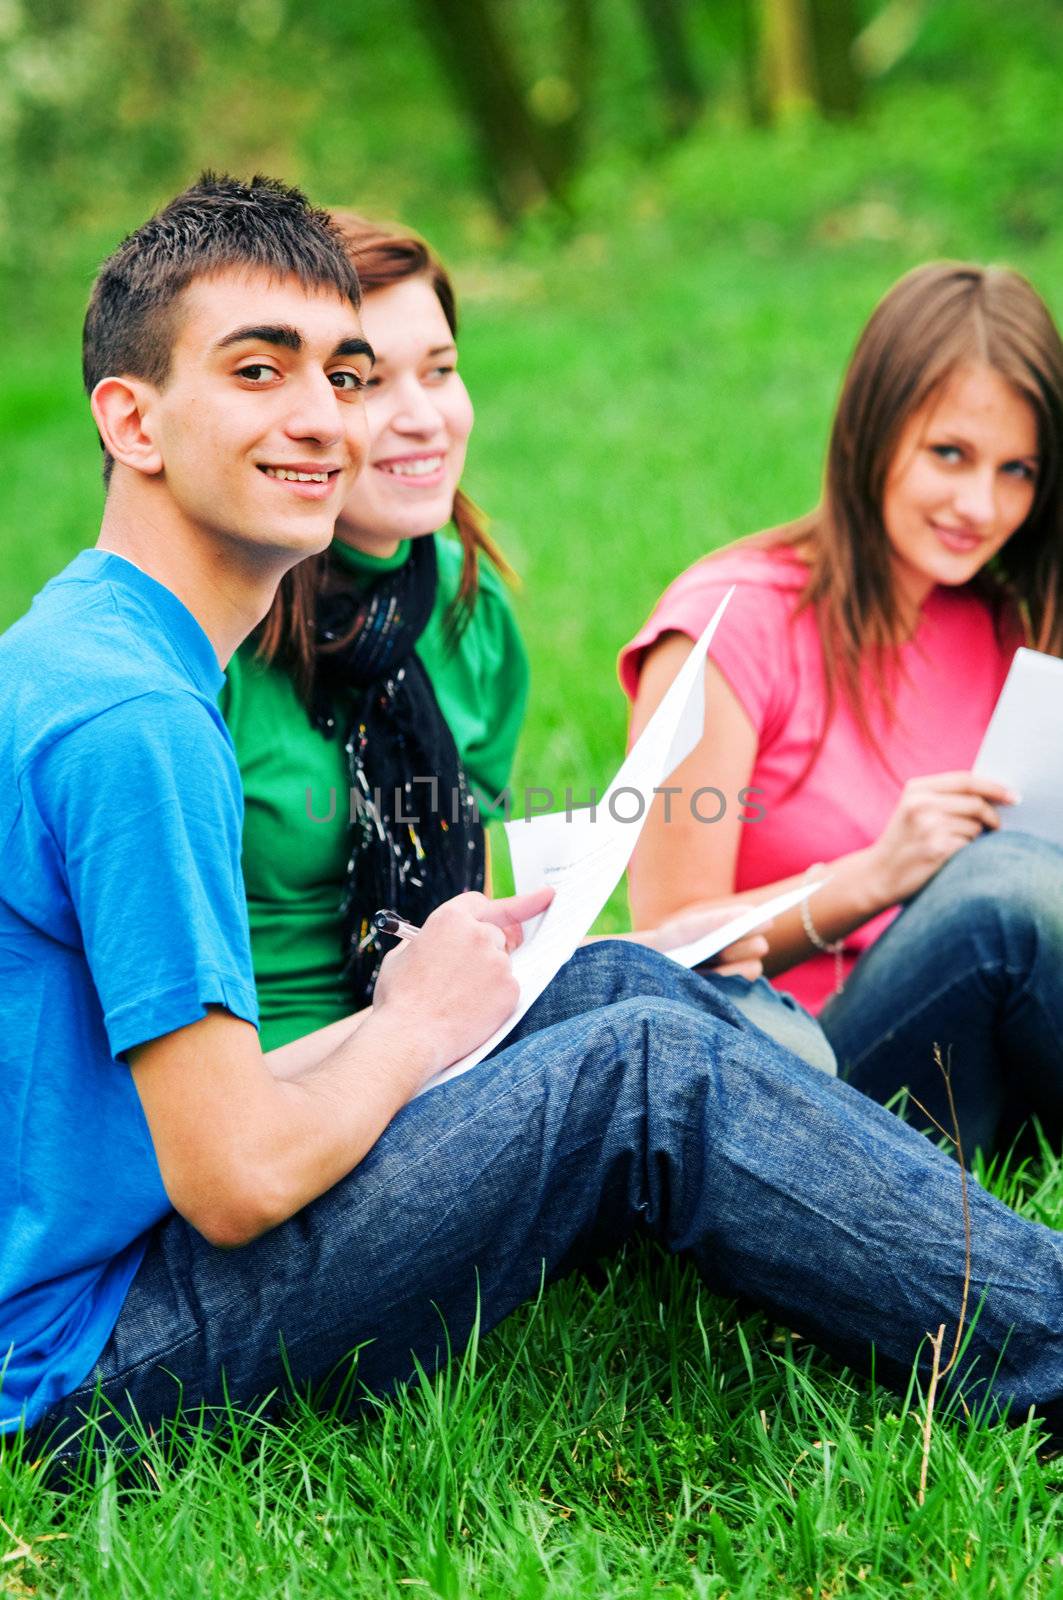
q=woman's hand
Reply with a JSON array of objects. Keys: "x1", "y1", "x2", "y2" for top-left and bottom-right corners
[
  {"x1": 619, "y1": 900, "x2": 771, "y2": 981},
  {"x1": 864, "y1": 770, "x2": 1018, "y2": 908}
]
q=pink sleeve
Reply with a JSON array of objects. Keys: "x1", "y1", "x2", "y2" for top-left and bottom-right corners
[{"x1": 618, "y1": 561, "x2": 792, "y2": 739}]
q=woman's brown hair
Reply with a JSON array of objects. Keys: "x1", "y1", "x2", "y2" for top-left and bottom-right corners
[
  {"x1": 755, "y1": 261, "x2": 1063, "y2": 760},
  {"x1": 255, "y1": 212, "x2": 514, "y2": 700}
]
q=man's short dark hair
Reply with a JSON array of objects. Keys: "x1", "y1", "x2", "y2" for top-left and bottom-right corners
[{"x1": 83, "y1": 172, "x2": 361, "y2": 481}]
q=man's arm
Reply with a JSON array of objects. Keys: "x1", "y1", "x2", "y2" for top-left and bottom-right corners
[
  {"x1": 130, "y1": 889, "x2": 551, "y2": 1248},
  {"x1": 263, "y1": 1009, "x2": 371, "y2": 1082}
]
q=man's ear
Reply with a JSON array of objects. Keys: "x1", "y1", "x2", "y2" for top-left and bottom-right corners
[{"x1": 90, "y1": 377, "x2": 164, "y2": 477}]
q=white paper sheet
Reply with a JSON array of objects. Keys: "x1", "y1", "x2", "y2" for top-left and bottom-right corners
[
  {"x1": 662, "y1": 879, "x2": 826, "y2": 969},
  {"x1": 420, "y1": 589, "x2": 734, "y2": 1092},
  {"x1": 974, "y1": 647, "x2": 1063, "y2": 848}
]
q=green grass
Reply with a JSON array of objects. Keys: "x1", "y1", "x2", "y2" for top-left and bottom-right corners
[
  {"x1": 5, "y1": 1221, "x2": 1063, "y2": 1598},
  {"x1": 4, "y1": 2, "x2": 1063, "y2": 1592}
]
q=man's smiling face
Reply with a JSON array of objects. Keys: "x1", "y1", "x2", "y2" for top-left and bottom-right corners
[{"x1": 144, "y1": 267, "x2": 373, "y2": 562}]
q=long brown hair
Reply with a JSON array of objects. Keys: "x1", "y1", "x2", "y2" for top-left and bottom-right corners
[
  {"x1": 757, "y1": 262, "x2": 1063, "y2": 757},
  {"x1": 256, "y1": 212, "x2": 514, "y2": 699}
]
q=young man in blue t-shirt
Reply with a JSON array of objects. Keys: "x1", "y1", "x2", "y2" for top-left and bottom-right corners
[{"x1": 3, "y1": 175, "x2": 1063, "y2": 1457}]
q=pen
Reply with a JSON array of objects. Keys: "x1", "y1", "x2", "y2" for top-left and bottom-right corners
[{"x1": 373, "y1": 908, "x2": 421, "y2": 942}]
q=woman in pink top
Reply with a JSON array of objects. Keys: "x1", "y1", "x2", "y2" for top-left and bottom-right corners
[{"x1": 621, "y1": 262, "x2": 1063, "y2": 1156}]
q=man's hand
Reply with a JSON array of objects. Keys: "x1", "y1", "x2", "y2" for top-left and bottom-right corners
[
  {"x1": 372, "y1": 887, "x2": 554, "y2": 1081},
  {"x1": 131, "y1": 885, "x2": 553, "y2": 1248}
]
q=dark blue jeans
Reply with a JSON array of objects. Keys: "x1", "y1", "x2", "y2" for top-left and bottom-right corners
[
  {"x1": 823, "y1": 832, "x2": 1063, "y2": 1157},
  {"x1": 34, "y1": 940, "x2": 1063, "y2": 1460}
]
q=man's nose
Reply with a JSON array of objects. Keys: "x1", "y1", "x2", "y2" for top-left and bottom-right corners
[{"x1": 283, "y1": 373, "x2": 345, "y2": 447}]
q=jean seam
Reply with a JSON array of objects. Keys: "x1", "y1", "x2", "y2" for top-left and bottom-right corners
[{"x1": 61, "y1": 1319, "x2": 214, "y2": 1405}]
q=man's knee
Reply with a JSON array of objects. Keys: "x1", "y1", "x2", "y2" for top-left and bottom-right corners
[
  {"x1": 587, "y1": 992, "x2": 783, "y2": 1104},
  {"x1": 553, "y1": 938, "x2": 736, "y2": 1014},
  {"x1": 570, "y1": 937, "x2": 686, "y2": 989}
]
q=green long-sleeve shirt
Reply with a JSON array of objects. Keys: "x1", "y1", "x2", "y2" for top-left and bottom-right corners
[{"x1": 221, "y1": 534, "x2": 528, "y2": 1048}]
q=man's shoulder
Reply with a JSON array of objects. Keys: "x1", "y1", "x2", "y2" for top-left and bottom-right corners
[
  {"x1": 6, "y1": 550, "x2": 146, "y2": 656},
  {"x1": 0, "y1": 557, "x2": 226, "y2": 787}
]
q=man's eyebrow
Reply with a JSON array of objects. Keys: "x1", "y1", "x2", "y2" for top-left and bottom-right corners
[
  {"x1": 216, "y1": 324, "x2": 304, "y2": 352},
  {"x1": 333, "y1": 337, "x2": 375, "y2": 362}
]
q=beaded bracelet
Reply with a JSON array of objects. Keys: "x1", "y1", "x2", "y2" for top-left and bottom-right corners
[{"x1": 800, "y1": 864, "x2": 846, "y2": 995}]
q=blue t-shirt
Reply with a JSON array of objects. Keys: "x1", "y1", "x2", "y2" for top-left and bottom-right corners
[{"x1": 0, "y1": 551, "x2": 258, "y2": 1431}]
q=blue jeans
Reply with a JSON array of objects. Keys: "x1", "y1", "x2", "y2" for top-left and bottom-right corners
[
  {"x1": 722, "y1": 974, "x2": 837, "y2": 1076},
  {"x1": 822, "y1": 832, "x2": 1063, "y2": 1157},
  {"x1": 33, "y1": 940, "x2": 1063, "y2": 1459}
]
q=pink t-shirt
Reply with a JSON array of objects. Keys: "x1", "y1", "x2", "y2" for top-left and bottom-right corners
[{"x1": 619, "y1": 545, "x2": 1020, "y2": 1014}]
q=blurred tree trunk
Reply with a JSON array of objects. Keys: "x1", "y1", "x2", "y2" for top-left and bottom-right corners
[
  {"x1": 755, "y1": 0, "x2": 861, "y2": 120},
  {"x1": 631, "y1": 0, "x2": 705, "y2": 136},
  {"x1": 736, "y1": 0, "x2": 768, "y2": 123},
  {"x1": 413, "y1": 0, "x2": 578, "y2": 220},
  {"x1": 756, "y1": 0, "x2": 816, "y2": 118},
  {"x1": 563, "y1": 0, "x2": 595, "y2": 165},
  {"x1": 807, "y1": 0, "x2": 861, "y2": 115},
  {"x1": 526, "y1": 0, "x2": 595, "y2": 176}
]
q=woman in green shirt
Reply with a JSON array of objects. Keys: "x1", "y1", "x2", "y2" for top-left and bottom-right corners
[
  {"x1": 222, "y1": 213, "x2": 789, "y2": 1058},
  {"x1": 222, "y1": 214, "x2": 528, "y2": 1048}
]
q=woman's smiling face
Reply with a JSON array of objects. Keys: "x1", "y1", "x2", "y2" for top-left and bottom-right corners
[
  {"x1": 881, "y1": 361, "x2": 1040, "y2": 616},
  {"x1": 333, "y1": 275, "x2": 474, "y2": 556}
]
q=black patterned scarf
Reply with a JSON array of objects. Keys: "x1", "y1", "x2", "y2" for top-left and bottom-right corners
[{"x1": 309, "y1": 535, "x2": 485, "y2": 1006}]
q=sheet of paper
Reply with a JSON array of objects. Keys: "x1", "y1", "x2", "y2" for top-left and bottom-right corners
[
  {"x1": 974, "y1": 648, "x2": 1063, "y2": 849},
  {"x1": 420, "y1": 589, "x2": 734, "y2": 1093},
  {"x1": 662, "y1": 879, "x2": 826, "y2": 969}
]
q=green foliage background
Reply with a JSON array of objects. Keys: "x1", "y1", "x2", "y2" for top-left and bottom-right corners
[{"x1": 3, "y1": 6, "x2": 1063, "y2": 1589}]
